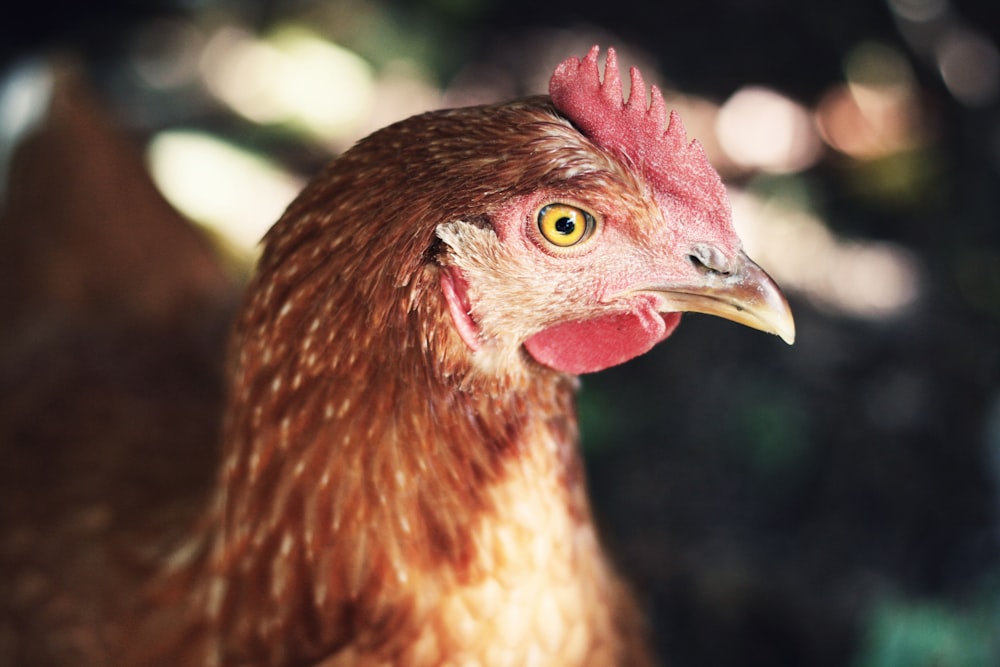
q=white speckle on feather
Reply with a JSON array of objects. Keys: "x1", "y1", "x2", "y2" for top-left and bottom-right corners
[
  {"x1": 162, "y1": 535, "x2": 202, "y2": 572},
  {"x1": 279, "y1": 416, "x2": 291, "y2": 449},
  {"x1": 271, "y1": 569, "x2": 286, "y2": 601},
  {"x1": 271, "y1": 376, "x2": 282, "y2": 394},
  {"x1": 337, "y1": 397, "x2": 352, "y2": 418},
  {"x1": 324, "y1": 402, "x2": 334, "y2": 420},
  {"x1": 314, "y1": 581, "x2": 327, "y2": 607},
  {"x1": 207, "y1": 576, "x2": 225, "y2": 620},
  {"x1": 303, "y1": 527, "x2": 314, "y2": 559}
]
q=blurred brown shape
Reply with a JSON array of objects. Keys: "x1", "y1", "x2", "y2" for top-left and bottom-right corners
[
  {"x1": 0, "y1": 58, "x2": 237, "y2": 332},
  {"x1": 0, "y1": 58, "x2": 239, "y2": 665}
]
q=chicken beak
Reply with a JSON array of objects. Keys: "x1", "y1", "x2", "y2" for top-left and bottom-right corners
[{"x1": 647, "y1": 251, "x2": 796, "y2": 344}]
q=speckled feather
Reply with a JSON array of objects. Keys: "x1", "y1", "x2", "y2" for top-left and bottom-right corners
[
  {"x1": 0, "y1": 48, "x2": 755, "y2": 667},
  {"x1": 119, "y1": 96, "x2": 658, "y2": 666}
]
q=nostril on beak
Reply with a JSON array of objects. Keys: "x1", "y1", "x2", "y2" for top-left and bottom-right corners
[{"x1": 688, "y1": 244, "x2": 732, "y2": 276}]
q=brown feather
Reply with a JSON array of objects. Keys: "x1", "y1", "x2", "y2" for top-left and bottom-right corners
[
  {"x1": 1, "y1": 72, "x2": 657, "y2": 664},
  {"x1": 127, "y1": 97, "x2": 656, "y2": 665}
]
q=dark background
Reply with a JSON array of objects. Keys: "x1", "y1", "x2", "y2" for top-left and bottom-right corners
[{"x1": 3, "y1": 0, "x2": 1000, "y2": 664}]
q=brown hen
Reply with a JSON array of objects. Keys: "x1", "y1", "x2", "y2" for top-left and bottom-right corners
[{"x1": 0, "y1": 48, "x2": 793, "y2": 666}]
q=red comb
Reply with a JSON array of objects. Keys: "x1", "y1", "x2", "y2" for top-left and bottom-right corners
[{"x1": 549, "y1": 46, "x2": 728, "y2": 214}]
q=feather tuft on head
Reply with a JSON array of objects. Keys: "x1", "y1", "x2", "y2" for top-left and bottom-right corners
[{"x1": 549, "y1": 46, "x2": 729, "y2": 219}]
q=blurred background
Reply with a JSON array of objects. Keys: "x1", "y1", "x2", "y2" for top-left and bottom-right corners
[{"x1": 2, "y1": 0, "x2": 1000, "y2": 664}]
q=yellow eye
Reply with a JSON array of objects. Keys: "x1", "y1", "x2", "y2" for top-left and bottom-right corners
[{"x1": 537, "y1": 204, "x2": 596, "y2": 248}]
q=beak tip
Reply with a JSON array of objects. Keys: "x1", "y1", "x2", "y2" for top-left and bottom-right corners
[
  {"x1": 744, "y1": 257, "x2": 796, "y2": 346},
  {"x1": 768, "y1": 300, "x2": 796, "y2": 345},
  {"x1": 772, "y1": 306, "x2": 796, "y2": 345}
]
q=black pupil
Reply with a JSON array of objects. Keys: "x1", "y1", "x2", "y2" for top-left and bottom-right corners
[{"x1": 554, "y1": 216, "x2": 576, "y2": 235}]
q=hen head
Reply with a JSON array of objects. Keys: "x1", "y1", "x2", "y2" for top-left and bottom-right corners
[
  {"x1": 437, "y1": 46, "x2": 794, "y2": 376},
  {"x1": 190, "y1": 46, "x2": 797, "y2": 666}
]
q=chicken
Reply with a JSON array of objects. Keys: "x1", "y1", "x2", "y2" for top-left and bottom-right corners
[
  {"x1": 0, "y1": 47, "x2": 793, "y2": 666},
  {"x1": 0, "y1": 59, "x2": 239, "y2": 665}
]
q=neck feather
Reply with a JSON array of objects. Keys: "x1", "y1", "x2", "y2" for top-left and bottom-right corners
[{"x1": 140, "y1": 215, "x2": 584, "y2": 663}]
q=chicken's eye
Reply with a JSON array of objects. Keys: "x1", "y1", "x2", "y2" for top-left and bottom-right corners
[{"x1": 537, "y1": 204, "x2": 595, "y2": 248}]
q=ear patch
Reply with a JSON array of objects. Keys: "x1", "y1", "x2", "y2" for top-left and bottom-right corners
[{"x1": 440, "y1": 266, "x2": 482, "y2": 352}]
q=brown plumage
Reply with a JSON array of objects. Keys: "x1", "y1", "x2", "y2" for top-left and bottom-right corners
[
  {"x1": 0, "y1": 59, "x2": 238, "y2": 665},
  {"x1": 0, "y1": 48, "x2": 793, "y2": 666}
]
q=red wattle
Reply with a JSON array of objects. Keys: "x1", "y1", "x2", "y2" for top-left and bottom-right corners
[{"x1": 524, "y1": 305, "x2": 681, "y2": 374}]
